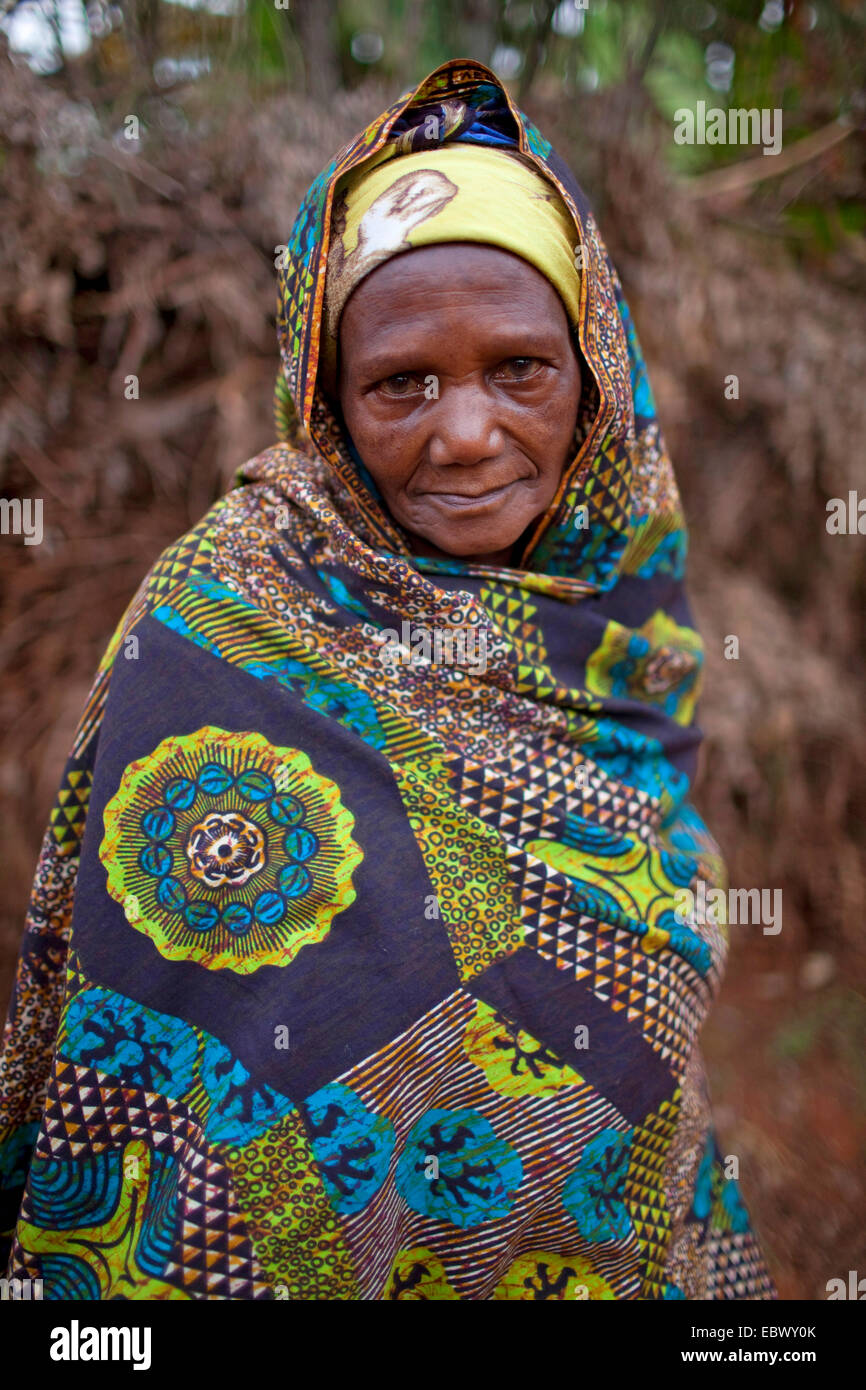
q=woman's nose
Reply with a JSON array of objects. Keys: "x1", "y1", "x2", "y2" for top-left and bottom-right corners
[{"x1": 426, "y1": 384, "x2": 504, "y2": 467}]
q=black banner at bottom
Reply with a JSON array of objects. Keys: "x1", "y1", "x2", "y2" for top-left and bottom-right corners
[{"x1": 0, "y1": 1291, "x2": 857, "y2": 1376}]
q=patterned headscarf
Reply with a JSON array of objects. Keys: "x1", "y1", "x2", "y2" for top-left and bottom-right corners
[
  {"x1": 272, "y1": 61, "x2": 682, "y2": 591},
  {"x1": 318, "y1": 144, "x2": 582, "y2": 388}
]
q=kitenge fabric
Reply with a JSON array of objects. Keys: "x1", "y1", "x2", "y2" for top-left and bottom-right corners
[{"x1": 0, "y1": 60, "x2": 776, "y2": 1300}]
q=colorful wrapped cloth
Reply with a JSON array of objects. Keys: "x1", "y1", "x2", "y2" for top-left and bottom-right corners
[{"x1": 0, "y1": 59, "x2": 776, "y2": 1301}]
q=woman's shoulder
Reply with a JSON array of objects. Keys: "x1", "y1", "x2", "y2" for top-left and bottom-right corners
[{"x1": 130, "y1": 442, "x2": 316, "y2": 612}]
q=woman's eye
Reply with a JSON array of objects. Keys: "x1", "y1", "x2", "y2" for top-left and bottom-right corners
[
  {"x1": 498, "y1": 357, "x2": 543, "y2": 380},
  {"x1": 379, "y1": 373, "x2": 421, "y2": 397}
]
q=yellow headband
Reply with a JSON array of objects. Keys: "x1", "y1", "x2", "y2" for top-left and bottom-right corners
[{"x1": 321, "y1": 144, "x2": 581, "y2": 388}]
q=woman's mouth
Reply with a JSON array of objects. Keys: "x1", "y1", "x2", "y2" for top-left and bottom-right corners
[{"x1": 426, "y1": 481, "x2": 518, "y2": 511}]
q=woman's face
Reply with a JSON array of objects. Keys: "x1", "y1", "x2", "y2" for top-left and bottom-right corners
[{"x1": 337, "y1": 243, "x2": 582, "y2": 565}]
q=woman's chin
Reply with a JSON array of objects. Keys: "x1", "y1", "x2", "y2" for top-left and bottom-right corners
[{"x1": 401, "y1": 510, "x2": 534, "y2": 562}]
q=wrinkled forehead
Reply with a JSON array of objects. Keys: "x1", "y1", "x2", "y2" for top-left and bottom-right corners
[{"x1": 335, "y1": 244, "x2": 579, "y2": 389}]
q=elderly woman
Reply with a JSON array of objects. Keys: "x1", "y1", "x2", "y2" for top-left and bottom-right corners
[{"x1": 0, "y1": 60, "x2": 774, "y2": 1301}]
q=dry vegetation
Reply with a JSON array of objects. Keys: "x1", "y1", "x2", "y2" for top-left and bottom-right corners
[{"x1": 1, "y1": 45, "x2": 864, "y2": 1299}]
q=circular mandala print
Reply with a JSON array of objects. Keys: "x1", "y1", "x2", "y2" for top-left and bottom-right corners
[{"x1": 100, "y1": 726, "x2": 363, "y2": 973}]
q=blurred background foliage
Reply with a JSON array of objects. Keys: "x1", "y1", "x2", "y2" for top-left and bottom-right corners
[
  {"x1": 0, "y1": 0, "x2": 861, "y2": 255},
  {"x1": 0, "y1": 0, "x2": 864, "y2": 1300},
  {"x1": 2, "y1": 0, "x2": 864, "y2": 253}
]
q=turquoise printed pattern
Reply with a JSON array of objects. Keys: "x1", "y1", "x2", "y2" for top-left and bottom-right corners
[
  {"x1": 395, "y1": 1107, "x2": 523, "y2": 1229},
  {"x1": 61, "y1": 984, "x2": 294, "y2": 1146},
  {"x1": 302, "y1": 1082, "x2": 395, "y2": 1215},
  {"x1": 562, "y1": 1127, "x2": 634, "y2": 1243}
]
